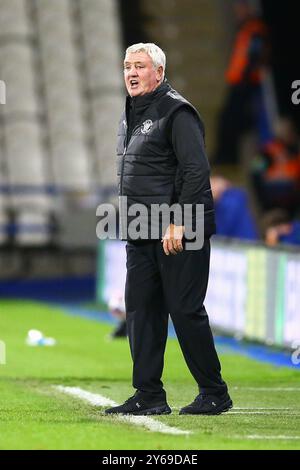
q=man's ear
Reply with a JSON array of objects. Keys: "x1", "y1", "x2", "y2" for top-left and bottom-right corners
[{"x1": 156, "y1": 65, "x2": 164, "y2": 82}]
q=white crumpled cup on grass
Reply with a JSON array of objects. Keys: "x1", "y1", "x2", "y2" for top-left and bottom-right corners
[{"x1": 26, "y1": 329, "x2": 56, "y2": 346}]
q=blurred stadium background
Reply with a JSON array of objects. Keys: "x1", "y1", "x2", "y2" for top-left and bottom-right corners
[{"x1": 0, "y1": 0, "x2": 300, "y2": 450}]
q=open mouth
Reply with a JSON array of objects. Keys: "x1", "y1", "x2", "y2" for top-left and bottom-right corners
[{"x1": 130, "y1": 79, "x2": 139, "y2": 88}]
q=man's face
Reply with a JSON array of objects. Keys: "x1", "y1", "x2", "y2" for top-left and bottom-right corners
[{"x1": 124, "y1": 51, "x2": 163, "y2": 97}]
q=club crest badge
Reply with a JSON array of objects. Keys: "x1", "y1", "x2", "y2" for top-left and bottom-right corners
[{"x1": 141, "y1": 119, "x2": 153, "y2": 134}]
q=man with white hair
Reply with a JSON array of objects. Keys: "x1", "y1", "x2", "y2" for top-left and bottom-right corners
[{"x1": 105, "y1": 43, "x2": 232, "y2": 416}]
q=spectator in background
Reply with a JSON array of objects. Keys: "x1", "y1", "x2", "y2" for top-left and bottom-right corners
[
  {"x1": 108, "y1": 293, "x2": 127, "y2": 339},
  {"x1": 213, "y1": 0, "x2": 270, "y2": 164},
  {"x1": 211, "y1": 175, "x2": 258, "y2": 240},
  {"x1": 251, "y1": 117, "x2": 300, "y2": 216},
  {"x1": 262, "y1": 209, "x2": 300, "y2": 247}
]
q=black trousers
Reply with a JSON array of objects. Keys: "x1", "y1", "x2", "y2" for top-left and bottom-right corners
[{"x1": 125, "y1": 239, "x2": 228, "y2": 396}]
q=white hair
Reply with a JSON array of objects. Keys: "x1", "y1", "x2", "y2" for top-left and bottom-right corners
[{"x1": 125, "y1": 43, "x2": 166, "y2": 80}]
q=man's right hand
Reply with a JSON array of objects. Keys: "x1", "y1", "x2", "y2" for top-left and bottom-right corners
[{"x1": 161, "y1": 224, "x2": 184, "y2": 255}]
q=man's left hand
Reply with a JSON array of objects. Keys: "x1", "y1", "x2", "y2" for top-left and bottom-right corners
[{"x1": 162, "y1": 224, "x2": 184, "y2": 255}]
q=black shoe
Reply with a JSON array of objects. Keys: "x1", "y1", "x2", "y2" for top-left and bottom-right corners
[
  {"x1": 110, "y1": 320, "x2": 127, "y2": 338},
  {"x1": 179, "y1": 392, "x2": 233, "y2": 415},
  {"x1": 105, "y1": 391, "x2": 171, "y2": 416}
]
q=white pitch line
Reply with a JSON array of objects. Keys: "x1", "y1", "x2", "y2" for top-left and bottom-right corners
[{"x1": 55, "y1": 385, "x2": 191, "y2": 436}]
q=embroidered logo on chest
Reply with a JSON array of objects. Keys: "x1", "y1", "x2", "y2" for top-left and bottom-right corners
[{"x1": 141, "y1": 119, "x2": 153, "y2": 134}]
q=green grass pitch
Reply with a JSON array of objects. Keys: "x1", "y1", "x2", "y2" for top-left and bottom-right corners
[{"x1": 0, "y1": 299, "x2": 299, "y2": 450}]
